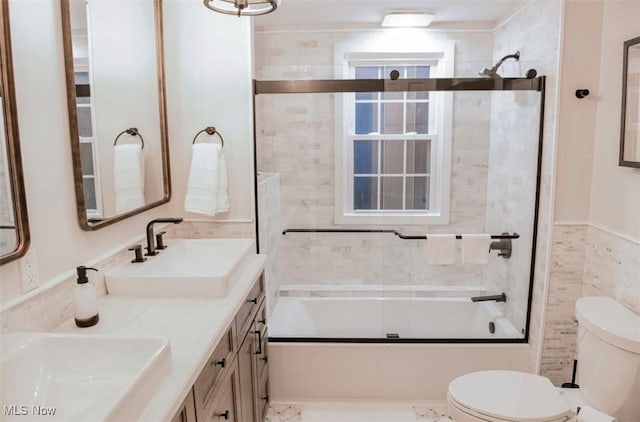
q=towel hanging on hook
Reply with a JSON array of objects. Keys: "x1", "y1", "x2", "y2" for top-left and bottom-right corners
[
  {"x1": 192, "y1": 126, "x2": 224, "y2": 148},
  {"x1": 113, "y1": 127, "x2": 145, "y2": 149}
]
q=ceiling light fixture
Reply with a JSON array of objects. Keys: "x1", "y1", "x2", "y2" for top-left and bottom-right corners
[
  {"x1": 382, "y1": 11, "x2": 435, "y2": 28},
  {"x1": 203, "y1": 0, "x2": 281, "y2": 17}
]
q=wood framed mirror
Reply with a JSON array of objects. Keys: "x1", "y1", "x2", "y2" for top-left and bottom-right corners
[
  {"x1": 620, "y1": 36, "x2": 640, "y2": 168},
  {"x1": 0, "y1": 0, "x2": 30, "y2": 265},
  {"x1": 61, "y1": 0, "x2": 171, "y2": 230}
]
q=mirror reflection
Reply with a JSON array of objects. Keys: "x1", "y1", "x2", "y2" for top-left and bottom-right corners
[
  {"x1": 0, "y1": 67, "x2": 18, "y2": 256},
  {"x1": 621, "y1": 37, "x2": 640, "y2": 167},
  {"x1": 64, "y1": 0, "x2": 169, "y2": 229},
  {"x1": 0, "y1": 0, "x2": 29, "y2": 263}
]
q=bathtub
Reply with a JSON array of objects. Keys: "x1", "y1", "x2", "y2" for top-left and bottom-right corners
[
  {"x1": 267, "y1": 295, "x2": 531, "y2": 401},
  {"x1": 269, "y1": 296, "x2": 521, "y2": 340}
]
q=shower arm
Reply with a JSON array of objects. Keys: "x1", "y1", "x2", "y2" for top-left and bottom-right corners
[{"x1": 490, "y1": 51, "x2": 521, "y2": 73}]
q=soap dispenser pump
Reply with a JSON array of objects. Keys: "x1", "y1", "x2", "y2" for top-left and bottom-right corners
[{"x1": 73, "y1": 266, "x2": 99, "y2": 327}]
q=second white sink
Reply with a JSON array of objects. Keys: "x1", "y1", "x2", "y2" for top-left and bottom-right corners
[
  {"x1": 105, "y1": 238, "x2": 255, "y2": 298},
  {"x1": 1, "y1": 333, "x2": 171, "y2": 422}
]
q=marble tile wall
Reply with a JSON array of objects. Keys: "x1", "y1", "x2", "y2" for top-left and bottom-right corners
[
  {"x1": 540, "y1": 223, "x2": 640, "y2": 385},
  {"x1": 255, "y1": 29, "x2": 496, "y2": 288},
  {"x1": 166, "y1": 221, "x2": 254, "y2": 239},
  {"x1": 540, "y1": 224, "x2": 586, "y2": 385},
  {"x1": 258, "y1": 173, "x2": 282, "y2": 316},
  {"x1": 487, "y1": 0, "x2": 563, "y2": 350},
  {"x1": 582, "y1": 226, "x2": 640, "y2": 314}
]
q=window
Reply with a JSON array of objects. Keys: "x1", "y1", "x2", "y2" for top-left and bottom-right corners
[{"x1": 335, "y1": 54, "x2": 453, "y2": 225}]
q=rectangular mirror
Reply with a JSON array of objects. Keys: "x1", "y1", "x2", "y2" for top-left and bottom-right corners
[
  {"x1": 0, "y1": 0, "x2": 30, "y2": 265},
  {"x1": 620, "y1": 36, "x2": 640, "y2": 168},
  {"x1": 61, "y1": 0, "x2": 171, "y2": 230}
]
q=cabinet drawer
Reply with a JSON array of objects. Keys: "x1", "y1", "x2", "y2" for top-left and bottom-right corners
[
  {"x1": 256, "y1": 332, "x2": 268, "y2": 382},
  {"x1": 257, "y1": 371, "x2": 269, "y2": 422},
  {"x1": 235, "y1": 276, "x2": 264, "y2": 342},
  {"x1": 255, "y1": 301, "x2": 267, "y2": 336},
  {"x1": 201, "y1": 361, "x2": 240, "y2": 422},
  {"x1": 194, "y1": 327, "x2": 234, "y2": 413}
]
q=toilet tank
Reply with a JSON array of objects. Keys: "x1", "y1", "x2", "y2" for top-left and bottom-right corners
[{"x1": 575, "y1": 296, "x2": 640, "y2": 421}]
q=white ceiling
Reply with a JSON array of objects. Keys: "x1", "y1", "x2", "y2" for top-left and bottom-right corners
[{"x1": 254, "y1": 0, "x2": 531, "y2": 30}]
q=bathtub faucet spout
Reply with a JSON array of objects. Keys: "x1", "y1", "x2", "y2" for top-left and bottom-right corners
[{"x1": 471, "y1": 293, "x2": 507, "y2": 303}]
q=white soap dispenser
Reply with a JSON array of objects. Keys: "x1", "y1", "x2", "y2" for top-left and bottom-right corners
[{"x1": 73, "y1": 266, "x2": 100, "y2": 327}]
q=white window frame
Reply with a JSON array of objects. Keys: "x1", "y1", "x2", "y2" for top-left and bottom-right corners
[{"x1": 334, "y1": 47, "x2": 454, "y2": 225}]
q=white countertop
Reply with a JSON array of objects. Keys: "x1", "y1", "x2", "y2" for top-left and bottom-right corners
[{"x1": 55, "y1": 254, "x2": 267, "y2": 422}]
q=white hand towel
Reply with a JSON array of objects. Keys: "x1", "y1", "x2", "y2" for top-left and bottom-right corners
[
  {"x1": 462, "y1": 234, "x2": 491, "y2": 264},
  {"x1": 216, "y1": 150, "x2": 229, "y2": 212},
  {"x1": 425, "y1": 234, "x2": 456, "y2": 265},
  {"x1": 114, "y1": 144, "x2": 145, "y2": 214},
  {"x1": 184, "y1": 144, "x2": 229, "y2": 216}
]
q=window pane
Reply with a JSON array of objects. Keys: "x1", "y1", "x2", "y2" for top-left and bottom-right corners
[
  {"x1": 406, "y1": 102, "x2": 429, "y2": 134},
  {"x1": 406, "y1": 140, "x2": 430, "y2": 174},
  {"x1": 83, "y1": 178, "x2": 98, "y2": 210},
  {"x1": 406, "y1": 176, "x2": 429, "y2": 210},
  {"x1": 77, "y1": 107, "x2": 93, "y2": 137},
  {"x1": 80, "y1": 143, "x2": 94, "y2": 175},
  {"x1": 355, "y1": 103, "x2": 378, "y2": 134},
  {"x1": 381, "y1": 140, "x2": 403, "y2": 174},
  {"x1": 380, "y1": 177, "x2": 403, "y2": 210},
  {"x1": 75, "y1": 72, "x2": 90, "y2": 84},
  {"x1": 355, "y1": 67, "x2": 378, "y2": 100},
  {"x1": 407, "y1": 66, "x2": 430, "y2": 100},
  {"x1": 354, "y1": 177, "x2": 378, "y2": 210},
  {"x1": 354, "y1": 140, "x2": 378, "y2": 174},
  {"x1": 383, "y1": 66, "x2": 403, "y2": 100},
  {"x1": 77, "y1": 97, "x2": 91, "y2": 105},
  {"x1": 381, "y1": 102, "x2": 403, "y2": 134}
]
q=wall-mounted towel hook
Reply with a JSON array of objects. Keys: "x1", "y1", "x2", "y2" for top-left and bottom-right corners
[
  {"x1": 113, "y1": 127, "x2": 145, "y2": 149},
  {"x1": 575, "y1": 89, "x2": 590, "y2": 99},
  {"x1": 192, "y1": 126, "x2": 224, "y2": 148}
]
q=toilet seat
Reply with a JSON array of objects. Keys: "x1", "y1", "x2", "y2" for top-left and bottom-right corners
[{"x1": 447, "y1": 370, "x2": 574, "y2": 422}]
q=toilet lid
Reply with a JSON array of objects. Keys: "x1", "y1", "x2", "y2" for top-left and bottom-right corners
[{"x1": 448, "y1": 370, "x2": 573, "y2": 422}]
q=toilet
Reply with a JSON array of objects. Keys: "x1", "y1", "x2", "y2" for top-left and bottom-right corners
[{"x1": 447, "y1": 296, "x2": 640, "y2": 422}]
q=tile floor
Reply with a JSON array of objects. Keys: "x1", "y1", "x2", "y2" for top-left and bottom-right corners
[{"x1": 266, "y1": 402, "x2": 453, "y2": 422}]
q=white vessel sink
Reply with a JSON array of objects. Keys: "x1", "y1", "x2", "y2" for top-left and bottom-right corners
[
  {"x1": 0, "y1": 332, "x2": 171, "y2": 421},
  {"x1": 105, "y1": 238, "x2": 255, "y2": 298}
]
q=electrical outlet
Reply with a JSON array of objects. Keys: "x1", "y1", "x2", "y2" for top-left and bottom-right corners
[{"x1": 19, "y1": 248, "x2": 39, "y2": 293}]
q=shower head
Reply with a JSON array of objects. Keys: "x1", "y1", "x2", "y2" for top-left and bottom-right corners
[{"x1": 479, "y1": 51, "x2": 521, "y2": 78}]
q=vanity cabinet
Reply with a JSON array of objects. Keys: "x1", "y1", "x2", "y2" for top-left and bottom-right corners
[
  {"x1": 176, "y1": 274, "x2": 269, "y2": 422},
  {"x1": 237, "y1": 299, "x2": 270, "y2": 422},
  {"x1": 171, "y1": 390, "x2": 196, "y2": 422}
]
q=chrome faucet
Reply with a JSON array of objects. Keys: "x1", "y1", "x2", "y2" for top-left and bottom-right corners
[{"x1": 145, "y1": 218, "x2": 183, "y2": 256}]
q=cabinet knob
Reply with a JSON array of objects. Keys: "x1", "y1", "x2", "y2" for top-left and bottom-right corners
[
  {"x1": 261, "y1": 355, "x2": 268, "y2": 363},
  {"x1": 215, "y1": 358, "x2": 226, "y2": 368},
  {"x1": 217, "y1": 410, "x2": 230, "y2": 420},
  {"x1": 261, "y1": 395, "x2": 269, "y2": 402},
  {"x1": 247, "y1": 297, "x2": 258, "y2": 304}
]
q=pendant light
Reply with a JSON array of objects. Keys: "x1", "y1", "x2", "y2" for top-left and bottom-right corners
[{"x1": 203, "y1": 0, "x2": 281, "y2": 17}]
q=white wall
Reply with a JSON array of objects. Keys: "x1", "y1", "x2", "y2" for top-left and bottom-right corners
[
  {"x1": 164, "y1": 0, "x2": 255, "y2": 223},
  {"x1": 589, "y1": 0, "x2": 640, "y2": 239},
  {"x1": 553, "y1": 0, "x2": 602, "y2": 223},
  {"x1": 89, "y1": 0, "x2": 164, "y2": 216},
  {"x1": 0, "y1": 0, "x2": 255, "y2": 306}
]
